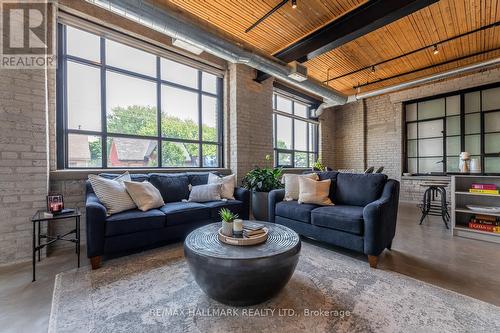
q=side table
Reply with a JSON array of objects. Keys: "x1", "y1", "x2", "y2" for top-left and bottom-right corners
[{"x1": 31, "y1": 209, "x2": 81, "y2": 282}]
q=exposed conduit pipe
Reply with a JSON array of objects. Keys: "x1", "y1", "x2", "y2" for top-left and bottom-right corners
[
  {"x1": 86, "y1": 0, "x2": 348, "y2": 106},
  {"x1": 347, "y1": 57, "x2": 500, "y2": 102}
]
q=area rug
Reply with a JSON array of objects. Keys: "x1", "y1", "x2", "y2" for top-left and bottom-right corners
[{"x1": 49, "y1": 242, "x2": 500, "y2": 333}]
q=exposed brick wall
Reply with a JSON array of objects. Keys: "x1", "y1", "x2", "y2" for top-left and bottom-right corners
[{"x1": 0, "y1": 68, "x2": 49, "y2": 265}]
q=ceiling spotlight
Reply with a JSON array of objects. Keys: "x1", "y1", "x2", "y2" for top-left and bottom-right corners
[
  {"x1": 371, "y1": 66, "x2": 376, "y2": 73},
  {"x1": 291, "y1": 0, "x2": 297, "y2": 9},
  {"x1": 433, "y1": 44, "x2": 439, "y2": 55}
]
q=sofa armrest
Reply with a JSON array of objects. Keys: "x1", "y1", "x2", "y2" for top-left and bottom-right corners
[
  {"x1": 85, "y1": 193, "x2": 107, "y2": 258},
  {"x1": 234, "y1": 187, "x2": 250, "y2": 219},
  {"x1": 268, "y1": 189, "x2": 285, "y2": 223},
  {"x1": 362, "y1": 179, "x2": 400, "y2": 256}
]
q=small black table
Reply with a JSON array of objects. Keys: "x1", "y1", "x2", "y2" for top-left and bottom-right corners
[
  {"x1": 184, "y1": 221, "x2": 301, "y2": 306},
  {"x1": 31, "y1": 209, "x2": 81, "y2": 282}
]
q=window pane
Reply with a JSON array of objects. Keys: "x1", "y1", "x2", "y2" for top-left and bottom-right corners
[
  {"x1": 202, "y1": 72, "x2": 217, "y2": 94},
  {"x1": 407, "y1": 123, "x2": 417, "y2": 139},
  {"x1": 161, "y1": 58, "x2": 198, "y2": 88},
  {"x1": 202, "y1": 144, "x2": 218, "y2": 167},
  {"x1": 309, "y1": 153, "x2": 315, "y2": 167},
  {"x1": 446, "y1": 136, "x2": 460, "y2": 156},
  {"x1": 407, "y1": 140, "x2": 417, "y2": 157},
  {"x1": 465, "y1": 135, "x2": 480, "y2": 155},
  {"x1": 482, "y1": 87, "x2": 500, "y2": 111},
  {"x1": 68, "y1": 134, "x2": 101, "y2": 168},
  {"x1": 295, "y1": 152, "x2": 307, "y2": 167},
  {"x1": 66, "y1": 26, "x2": 100, "y2": 62},
  {"x1": 294, "y1": 120, "x2": 307, "y2": 151},
  {"x1": 485, "y1": 157, "x2": 500, "y2": 173},
  {"x1": 418, "y1": 138, "x2": 443, "y2": 156},
  {"x1": 485, "y1": 133, "x2": 500, "y2": 154},
  {"x1": 418, "y1": 119, "x2": 442, "y2": 138},
  {"x1": 408, "y1": 158, "x2": 417, "y2": 174},
  {"x1": 295, "y1": 102, "x2": 308, "y2": 118},
  {"x1": 446, "y1": 95, "x2": 460, "y2": 115},
  {"x1": 67, "y1": 62, "x2": 101, "y2": 131},
  {"x1": 418, "y1": 158, "x2": 443, "y2": 173},
  {"x1": 464, "y1": 91, "x2": 480, "y2": 113},
  {"x1": 406, "y1": 103, "x2": 417, "y2": 121},
  {"x1": 106, "y1": 71, "x2": 157, "y2": 136},
  {"x1": 276, "y1": 95, "x2": 292, "y2": 113},
  {"x1": 162, "y1": 141, "x2": 199, "y2": 167},
  {"x1": 465, "y1": 113, "x2": 480, "y2": 134},
  {"x1": 418, "y1": 98, "x2": 444, "y2": 120},
  {"x1": 447, "y1": 157, "x2": 459, "y2": 172},
  {"x1": 276, "y1": 115, "x2": 292, "y2": 149},
  {"x1": 446, "y1": 116, "x2": 460, "y2": 136},
  {"x1": 278, "y1": 152, "x2": 292, "y2": 166},
  {"x1": 107, "y1": 137, "x2": 158, "y2": 167},
  {"x1": 106, "y1": 39, "x2": 156, "y2": 77},
  {"x1": 308, "y1": 123, "x2": 316, "y2": 151},
  {"x1": 202, "y1": 95, "x2": 218, "y2": 142},
  {"x1": 161, "y1": 86, "x2": 199, "y2": 140},
  {"x1": 484, "y1": 112, "x2": 500, "y2": 133}
]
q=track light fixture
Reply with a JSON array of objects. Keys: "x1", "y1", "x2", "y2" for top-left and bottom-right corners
[
  {"x1": 433, "y1": 44, "x2": 439, "y2": 55},
  {"x1": 291, "y1": 0, "x2": 297, "y2": 9}
]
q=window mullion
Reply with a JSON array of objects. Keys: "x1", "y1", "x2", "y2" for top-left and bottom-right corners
[
  {"x1": 198, "y1": 70, "x2": 203, "y2": 167},
  {"x1": 157, "y1": 56, "x2": 162, "y2": 167},
  {"x1": 100, "y1": 36, "x2": 107, "y2": 169}
]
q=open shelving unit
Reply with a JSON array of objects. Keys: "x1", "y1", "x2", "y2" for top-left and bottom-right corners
[{"x1": 451, "y1": 175, "x2": 500, "y2": 243}]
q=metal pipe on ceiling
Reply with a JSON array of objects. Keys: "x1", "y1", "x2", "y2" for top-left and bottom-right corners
[{"x1": 85, "y1": 0, "x2": 348, "y2": 106}]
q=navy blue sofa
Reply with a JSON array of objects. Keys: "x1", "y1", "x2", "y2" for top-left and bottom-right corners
[
  {"x1": 268, "y1": 172, "x2": 399, "y2": 268},
  {"x1": 86, "y1": 172, "x2": 250, "y2": 269}
]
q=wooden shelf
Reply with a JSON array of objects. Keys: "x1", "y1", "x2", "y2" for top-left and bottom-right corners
[
  {"x1": 454, "y1": 226, "x2": 500, "y2": 243},
  {"x1": 455, "y1": 191, "x2": 500, "y2": 197},
  {"x1": 455, "y1": 208, "x2": 500, "y2": 217}
]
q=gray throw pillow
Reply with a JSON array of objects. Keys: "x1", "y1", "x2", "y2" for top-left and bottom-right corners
[{"x1": 188, "y1": 184, "x2": 222, "y2": 202}]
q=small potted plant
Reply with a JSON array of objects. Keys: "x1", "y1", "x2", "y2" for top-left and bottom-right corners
[
  {"x1": 312, "y1": 159, "x2": 327, "y2": 172},
  {"x1": 219, "y1": 208, "x2": 238, "y2": 237}
]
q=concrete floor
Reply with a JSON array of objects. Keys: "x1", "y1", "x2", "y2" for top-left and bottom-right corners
[{"x1": 1, "y1": 202, "x2": 499, "y2": 332}]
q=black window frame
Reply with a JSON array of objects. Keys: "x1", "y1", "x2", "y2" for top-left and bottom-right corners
[
  {"x1": 404, "y1": 82, "x2": 500, "y2": 176},
  {"x1": 56, "y1": 23, "x2": 224, "y2": 170},
  {"x1": 272, "y1": 88, "x2": 319, "y2": 168}
]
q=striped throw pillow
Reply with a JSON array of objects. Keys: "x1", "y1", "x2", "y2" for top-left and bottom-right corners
[{"x1": 88, "y1": 172, "x2": 136, "y2": 215}]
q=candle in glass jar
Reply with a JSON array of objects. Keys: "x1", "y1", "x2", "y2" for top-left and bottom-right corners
[{"x1": 233, "y1": 219, "x2": 243, "y2": 236}]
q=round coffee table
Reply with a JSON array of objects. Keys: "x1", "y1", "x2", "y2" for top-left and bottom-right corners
[{"x1": 184, "y1": 221, "x2": 301, "y2": 306}]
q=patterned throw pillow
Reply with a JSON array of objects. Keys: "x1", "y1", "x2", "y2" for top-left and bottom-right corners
[{"x1": 88, "y1": 172, "x2": 136, "y2": 215}]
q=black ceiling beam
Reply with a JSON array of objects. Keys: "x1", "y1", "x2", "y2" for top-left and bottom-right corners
[{"x1": 273, "y1": 0, "x2": 439, "y2": 64}]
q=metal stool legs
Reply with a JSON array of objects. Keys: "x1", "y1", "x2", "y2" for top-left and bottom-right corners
[{"x1": 419, "y1": 185, "x2": 449, "y2": 229}]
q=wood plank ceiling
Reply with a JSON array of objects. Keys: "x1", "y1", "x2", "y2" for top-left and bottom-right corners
[{"x1": 156, "y1": 0, "x2": 500, "y2": 95}]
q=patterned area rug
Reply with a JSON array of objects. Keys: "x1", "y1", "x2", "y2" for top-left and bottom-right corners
[{"x1": 49, "y1": 242, "x2": 500, "y2": 333}]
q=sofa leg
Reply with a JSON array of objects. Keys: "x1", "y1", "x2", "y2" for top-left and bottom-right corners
[
  {"x1": 368, "y1": 255, "x2": 378, "y2": 268},
  {"x1": 90, "y1": 256, "x2": 101, "y2": 270}
]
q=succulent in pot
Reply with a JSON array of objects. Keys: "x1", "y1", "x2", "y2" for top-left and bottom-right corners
[{"x1": 219, "y1": 208, "x2": 238, "y2": 236}]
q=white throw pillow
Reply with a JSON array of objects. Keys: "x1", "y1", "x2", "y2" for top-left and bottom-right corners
[
  {"x1": 88, "y1": 172, "x2": 136, "y2": 215},
  {"x1": 208, "y1": 173, "x2": 236, "y2": 200},
  {"x1": 298, "y1": 177, "x2": 334, "y2": 206},
  {"x1": 123, "y1": 181, "x2": 164, "y2": 212},
  {"x1": 282, "y1": 173, "x2": 319, "y2": 201},
  {"x1": 188, "y1": 183, "x2": 222, "y2": 202}
]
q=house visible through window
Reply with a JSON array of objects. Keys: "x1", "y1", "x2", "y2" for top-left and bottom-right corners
[
  {"x1": 273, "y1": 91, "x2": 318, "y2": 168},
  {"x1": 58, "y1": 24, "x2": 223, "y2": 169},
  {"x1": 405, "y1": 84, "x2": 500, "y2": 175}
]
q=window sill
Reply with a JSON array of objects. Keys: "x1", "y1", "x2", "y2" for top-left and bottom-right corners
[
  {"x1": 50, "y1": 168, "x2": 232, "y2": 181},
  {"x1": 401, "y1": 175, "x2": 451, "y2": 181}
]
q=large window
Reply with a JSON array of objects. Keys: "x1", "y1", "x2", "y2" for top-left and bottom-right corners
[
  {"x1": 57, "y1": 24, "x2": 223, "y2": 169},
  {"x1": 273, "y1": 92, "x2": 318, "y2": 168},
  {"x1": 405, "y1": 84, "x2": 500, "y2": 175}
]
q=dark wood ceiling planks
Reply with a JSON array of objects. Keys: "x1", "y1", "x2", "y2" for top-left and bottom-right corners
[{"x1": 156, "y1": 0, "x2": 500, "y2": 95}]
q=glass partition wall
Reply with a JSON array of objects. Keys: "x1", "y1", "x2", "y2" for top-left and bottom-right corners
[{"x1": 405, "y1": 84, "x2": 500, "y2": 175}]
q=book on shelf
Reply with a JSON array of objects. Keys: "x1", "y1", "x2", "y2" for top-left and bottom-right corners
[
  {"x1": 474, "y1": 214, "x2": 498, "y2": 223},
  {"x1": 471, "y1": 183, "x2": 497, "y2": 190},
  {"x1": 470, "y1": 218, "x2": 500, "y2": 226},
  {"x1": 468, "y1": 222, "x2": 500, "y2": 233},
  {"x1": 468, "y1": 189, "x2": 499, "y2": 195}
]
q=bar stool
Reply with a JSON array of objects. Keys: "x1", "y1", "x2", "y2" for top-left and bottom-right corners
[{"x1": 418, "y1": 182, "x2": 450, "y2": 229}]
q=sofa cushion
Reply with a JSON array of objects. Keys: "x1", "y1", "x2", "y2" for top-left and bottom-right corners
[
  {"x1": 149, "y1": 173, "x2": 190, "y2": 203},
  {"x1": 160, "y1": 202, "x2": 211, "y2": 226},
  {"x1": 202, "y1": 200, "x2": 243, "y2": 219},
  {"x1": 105, "y1": 209, "x2": 165, "y2": 237},
  {"x1": 275, "y1": 200, "x2": 319, "y2": 224},
  {"x1": 311, "y1": 205, "x2": 364, "y2": 235},
  {"x1": 335, "y1": 173, "x2": 387, "y2": 206}
]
